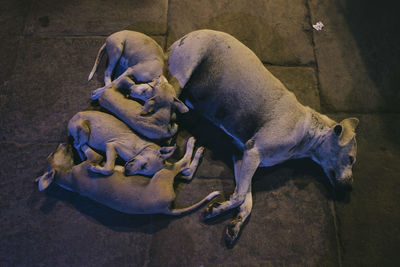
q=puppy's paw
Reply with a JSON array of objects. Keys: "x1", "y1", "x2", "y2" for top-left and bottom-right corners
[
  {"x1": 167, "y1": 123, "x2": 178, "y2": 137},
  {"x1": 91, "y1": 88, "x2": 104, "y2": 100},
  {"x1": 194, "y1": 147, "x2": 205, "y2": 159},
  {"x1": 186, "y1": 136, "x2": 196, "y2": 148}
]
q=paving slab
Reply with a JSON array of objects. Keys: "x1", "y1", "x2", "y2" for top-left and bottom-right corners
[
  {"x1": 0, "y1": 0, "x2": 32, "y2": 36},
  {"x1": 328, "y1": 113, "x2": 400, "y2": 266},
  {"x1": 0, "y1": 0, "x2": 32, "y2": 99},
  {"x1": 24, "y1": 0, "x2": 168, "y2": 36},
  {"x1": 1, "y1": 36, "x2": 103, "y2": 142},
  {"x1": 149, "y1": 159, "x2": 339, "y2": 266},
  {"x1": 309, "y1": 0, "x2": 400, "y2": 112},
  {"x1": 0, "y1": 35, "x2": 20, "y2": 96},
  {"x1": 267, "y1": 65, "x2": 320, "y2": 111},
  {"x1": 0, "y1": 142, "x2": 152, "y2": 266},
  {"x1": 0, "y1": 34, "x2": 164, "y2": 142},
  {"x1": 167, "y1": 0, "x2": 315, "y2": 65}
]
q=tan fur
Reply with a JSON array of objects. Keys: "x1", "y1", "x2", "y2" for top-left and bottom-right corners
[
  {"x1": 68, "y1": 111, "x2": 177, "y2": 176},
  {"x1": 36, "y1": 139, "x2": 220, "y2": 215}
]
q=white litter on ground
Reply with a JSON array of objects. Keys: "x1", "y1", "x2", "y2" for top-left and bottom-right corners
[{"x1": 313, "y1": 21, "x2": 324, "y2": 31}]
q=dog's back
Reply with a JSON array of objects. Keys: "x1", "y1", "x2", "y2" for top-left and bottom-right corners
[
  {"x1": 107, "y1": 30, "x2": 165, "y2": 70},
  {"x1": 68, "y1": 111, "x2": 148, "y2": 152},
  {"x1": 168, "y1": 30, "x2": 306, "y2": 147}
]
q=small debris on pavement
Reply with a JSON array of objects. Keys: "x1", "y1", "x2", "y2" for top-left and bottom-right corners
[{"x1": 313, "y1": 21, "x2": 324, "y2": 31}]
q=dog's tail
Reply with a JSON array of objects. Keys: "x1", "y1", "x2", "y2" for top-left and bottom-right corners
[
  {"x1": 88, "y1": 43, "x2": 106, "y2": 82},
  {"x1": 165, "y1": 191, "x2": 221, "y2": 216}
]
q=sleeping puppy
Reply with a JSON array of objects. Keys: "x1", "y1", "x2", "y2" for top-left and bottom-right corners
[
  {"x1": 36, "y1": 139, "x2": 221, "y2": 215},
  {"x1": 88, "y1": 30, "x2": 188, "y2": 133},
  {"x1": 88, "y1": 30, "x2": 184, "y2": 108},
  {"x1": 88, "y1": 30, "x2": 164, "y2": 92},
  {"x1": 68, "y1": 110, "x2": 177, "y2": 176}
]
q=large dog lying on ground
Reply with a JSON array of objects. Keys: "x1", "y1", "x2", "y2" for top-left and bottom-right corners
[
  {"x1": 168, "y1": 30, "x2": 359, "y2": 246},
  {"x1": 36, "y1": 138, "x2": 220, "y2": 215}
]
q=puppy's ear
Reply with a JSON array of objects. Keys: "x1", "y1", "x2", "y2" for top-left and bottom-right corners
[
  {"x1": 35, "y1": 169, "x2": 55, "y2": 191},
  {"x1": 155, "y1": 75, "x2": 168, "y2": 86},
  {"x1": 140, "y1": 98, "x2": 156, "y2": 115},
  {"x1": 173, "y1": 97, "x2": 189, "y2": 113},
  {"x1": 159, "y1": 145, "x2": 177, "y2": 160}
]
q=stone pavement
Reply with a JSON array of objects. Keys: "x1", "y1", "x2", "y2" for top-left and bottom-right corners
[{"x1": 1, "y1": 0, "x2": 399, "y2": 266}]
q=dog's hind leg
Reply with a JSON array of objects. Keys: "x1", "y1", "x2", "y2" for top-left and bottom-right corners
[
  {"x1": 69, "y1": 119, "x2": 90, "y2": 161},
  {"x1": 204, "y1": 146, "x2": 260, "y2": 219},
  {"x1": 91, "y1": 66, "x2": 137, "y2": 100},
  {"x1": 181, "y1": 146, "x2": 204, "y2": 181},
  {"x1": 88, "y1": 142, "x2": 118, "y2": 175},
  {"x1": 104, "y1": 41, "x2": 124, "y2": 85},
  {"x1": 81, "y1": 144, "x2": 103, "y2": 164}
]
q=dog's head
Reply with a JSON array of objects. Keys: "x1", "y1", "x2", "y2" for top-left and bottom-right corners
[
  {"x1": 133, "y1": 76, "x2": 188, "y2": 116},
  {"x1": 35, "y1": 143, "x2": 75, "y2": 191},
  {"x1": 124, "y1": 145, "x2": 176, "y2": 176},
  {"x1": 312, "y1": 118, "x2": 359, "y2": 188}
]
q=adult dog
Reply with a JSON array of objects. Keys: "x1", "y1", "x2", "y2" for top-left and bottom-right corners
[{"x1": 168, "y1": 30, "x2": 359, "y2": 246}]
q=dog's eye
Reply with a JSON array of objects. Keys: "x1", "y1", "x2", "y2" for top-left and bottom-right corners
[{"x1": 349, "y1": 156, "x2": 355, "y2": 165}]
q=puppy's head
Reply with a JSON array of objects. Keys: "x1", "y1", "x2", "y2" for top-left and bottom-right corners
[
  {"x1": 129, "y1": 83, "x2": 154, "y2": 101},
  {"x1": 312, "y1": 118, "x2": 359, "y2": 188},
  {"x1": 124, "y1": 145, "x2": 176, "y2": 176},
  {"x1": 36, "y1": 143, "x2": 75, "y2": 191},
  {"x1": 139, "y1": 76, "x2": 189, "y2": 115}
]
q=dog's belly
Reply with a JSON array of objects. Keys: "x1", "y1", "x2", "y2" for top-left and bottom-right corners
[
  {"x1": 173, "y1": 30, "x2": 302, "y2": 151},
  {"x1": 182, "y1": 58, "x2": 274, "y2": 146}
]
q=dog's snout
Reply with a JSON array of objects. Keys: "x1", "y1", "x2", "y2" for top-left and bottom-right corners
[
  {"x1": 329, "y1": 169, "x2": 336, "y2": 180},
  {"x1": 125, "y1": 162, "x2": 138, "y2": 175},
  {"x1": 336, "y1": 175, "x2": 354, "y2": 191}
]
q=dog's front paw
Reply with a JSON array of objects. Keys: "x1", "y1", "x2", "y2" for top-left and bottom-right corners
[
  {"x1": 166, "y1": 123, "x2": 178, "y2": 137},
  {"x1": 91, "y1": 88, "x2": 104, "y2": 100},
  {"x1": 204, "y1": 202, "x2": 221, "y2": 220}
]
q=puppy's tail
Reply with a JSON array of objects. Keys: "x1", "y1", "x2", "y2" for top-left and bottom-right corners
[
  {"x1": 88, "y1": 43, "x2": 106, "y2": 82},
  {"x1": 165, "y1": 191, "x2": 221, "y2": 216}
]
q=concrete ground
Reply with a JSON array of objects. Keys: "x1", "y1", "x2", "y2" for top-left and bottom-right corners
[{"x1": 1, "y1": 0, "x2": 399, "y2": 266}]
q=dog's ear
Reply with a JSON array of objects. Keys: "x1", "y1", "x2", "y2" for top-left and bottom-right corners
[
  {"x1": 35, "y1": 169, "x2": 55, "y2": 191},
  {"x1": 332, "y1": 117, "x2": 359, "y2": 146},
  {"x1": 154, "y1": 75, "x2": 168, "y2": 86},
  {"x1": 159, "y1": 145, "x2": 176, "y2": 160},
  {"x1": 140, "y1": 98, "x2": 156, "y2": 115},
  {"x1": 172, "y1": 97, "x2": 189, "y2": 113}
]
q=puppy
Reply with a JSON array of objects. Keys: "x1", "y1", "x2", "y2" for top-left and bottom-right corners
[
  {"x1": 88, "y1": 30, "x2": 164, "y2": 92},
  {"x1": 68, "y1": 110, "x2": 177, "y2": 176},
  {"x1": 36, "y1": 139, "x2": 221, "y2": 215}
]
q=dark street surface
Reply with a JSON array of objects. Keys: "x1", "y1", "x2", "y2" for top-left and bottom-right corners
[{"x1": 1, "y1": 0, "x2": 399, "y2": 266}]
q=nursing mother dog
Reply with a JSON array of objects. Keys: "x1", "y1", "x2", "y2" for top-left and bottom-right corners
[{"x1": 168, "y1": 30, "x2": 359, "y2": 246}]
